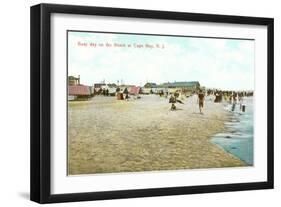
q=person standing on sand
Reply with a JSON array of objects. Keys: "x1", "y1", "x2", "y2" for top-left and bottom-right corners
[{"x1": 198, "y1": 90, "x2": 205, "y2": 114}]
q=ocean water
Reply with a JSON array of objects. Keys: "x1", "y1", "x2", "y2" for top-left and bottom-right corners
[{"x1": 212, "y1": 97, "x2": 254, "y2": 165}]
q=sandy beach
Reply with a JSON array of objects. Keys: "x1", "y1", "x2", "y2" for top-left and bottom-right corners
[{"x1": 68, "y1": 94, "x2": 245, "y2": 175}]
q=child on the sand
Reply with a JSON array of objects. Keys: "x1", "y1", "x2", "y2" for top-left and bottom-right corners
[
  {"x1": 169, "y1": 94, "x2": 184, "y2": 110},
  {"x1": 169, "y1": 94, "x2": 177, "y2": 110},
  {"x1": 198, "y1": 90, "x2": 205, "y2": 114}
]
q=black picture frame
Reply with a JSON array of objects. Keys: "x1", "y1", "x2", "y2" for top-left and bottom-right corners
[{"x1": 30, "y1": 3, "x2": 274, "y2": 204}]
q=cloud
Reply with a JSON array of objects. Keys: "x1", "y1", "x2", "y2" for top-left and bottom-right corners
[{"x1": 68, "y1": 31, "x2": 254, "y2": 90}]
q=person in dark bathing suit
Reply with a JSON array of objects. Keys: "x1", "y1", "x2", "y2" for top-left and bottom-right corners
[
  {"x1": 169, "y1": 94, "x2": 184, "y2": 110},
  {"x1": 169, "y1": 95, "x2": 177, "y2": 110},
  {"x1": 198, "y1": 90, "x2": 205, "y2": 114}
]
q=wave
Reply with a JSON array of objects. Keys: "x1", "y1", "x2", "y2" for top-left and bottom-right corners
[{"x1": 212, "y1": 97, "x2": 254, "y2": 165}]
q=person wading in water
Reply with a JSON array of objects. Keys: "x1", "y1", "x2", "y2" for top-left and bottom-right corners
[{"x1": 198, "y1": 90, "x2": 205, "y2": 114}]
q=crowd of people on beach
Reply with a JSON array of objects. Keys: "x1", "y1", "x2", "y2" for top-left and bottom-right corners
[
  {"x1": 168, "y1": 89, "x2": 253, "y2": 114},
  {"x1": 94, "y1": 84, "x2": 252, "y2": 115}
]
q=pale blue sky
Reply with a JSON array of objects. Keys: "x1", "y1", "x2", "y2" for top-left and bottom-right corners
[{"x1": 68, "y1": 31, "x2": 254, "y2": 90}]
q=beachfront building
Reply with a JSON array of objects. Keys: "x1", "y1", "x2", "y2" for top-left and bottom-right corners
[
  {"x1": 117, "y1": 85, "x2": 134, "y2": 94},
  {"x1": 162, "y1": 81, "x2": 200, "y2": 96},
  {"x1": 106, "y1": 84, "x2": 118, "y2": 96},
  {"x1": 68, "y1": 75, "x2": 80, "y2": 86},
  {"x1": 140, "y1": 82, "x2": 155, "y2": 94},
  {"x1": 144, "y1": 82, "x2": 157, "y2": 88},
  {"x1": 93, "y1": 83, "x2": 106, "y2": 94},
  {"x1": 161, "y1": 81, "x2": 200, "y2": 90},
  {"x1": 103, "y1": 83, "x2": 118, "y2": 96},
  {"x1": 68, "y1": 85, "x2": 91, "y2": 101},
  {"x1": 94, "y1": 83, "x2": 106, "y2": 89},
  {"x1": 142, "y1": 81, "x2": 200, "y2": 95},
  {"x1": 68, "y1": 75, "x2": 92, "y2": 100},
  {"x1": 141, "y1": 87, "x2": 153, "y2": 94},
  {"x1": 92, "y1": 83, "x2": 120, "y2": 96}
]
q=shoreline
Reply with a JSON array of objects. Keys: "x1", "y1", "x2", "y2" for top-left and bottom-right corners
[
  {"x1": 68, "y1": 95, "x2": 245, "y2": 175},
  {"x1": 211, "y1": 97, "x2": 253, "y2": 165}
]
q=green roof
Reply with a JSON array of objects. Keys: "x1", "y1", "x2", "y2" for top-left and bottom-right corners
[{"x1": 161, "y1": 81, "x2": 200, "y2": 88}]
